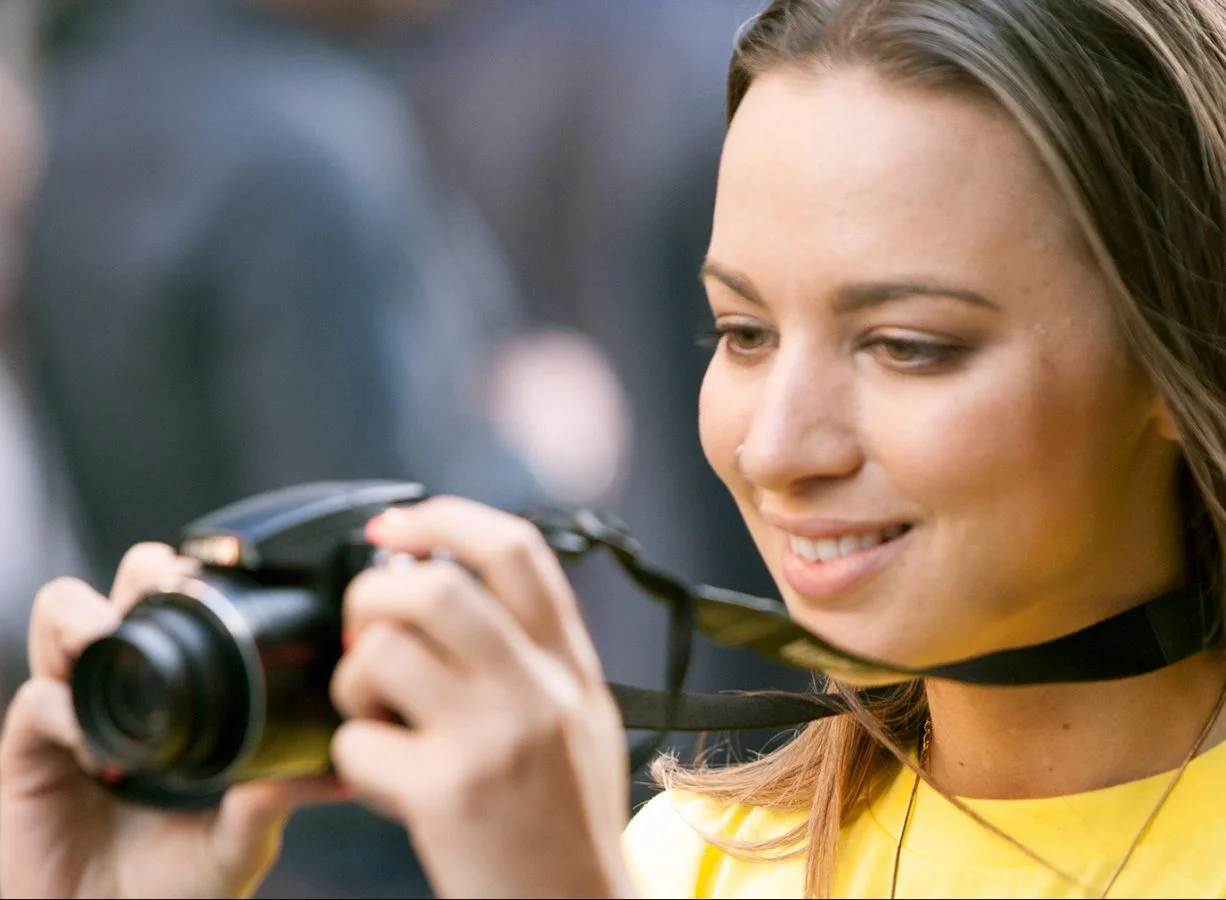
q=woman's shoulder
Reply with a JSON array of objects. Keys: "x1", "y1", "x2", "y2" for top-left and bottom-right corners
[
  {"x1": 624, "y1": 787, "x2": 754, "y2": 844},
  {"x1": 621, "y1": 788, "x2": 806, "y2": 899}
]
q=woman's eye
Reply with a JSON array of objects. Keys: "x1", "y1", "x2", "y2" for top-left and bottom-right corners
[
  {"x1": 696, "y1": 322, "x2": 775, "y2": 357},
  {"x1": 864, "y1": 336, "x2": 964, "y2": 370}
]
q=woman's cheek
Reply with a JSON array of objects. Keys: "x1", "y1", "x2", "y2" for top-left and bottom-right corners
[
  {"x1": 698, "y1": 362, "x2": 748, "y2": 489},
  {"x1": 858, "y1": 357, "x2": 1035, "y2": 503}
]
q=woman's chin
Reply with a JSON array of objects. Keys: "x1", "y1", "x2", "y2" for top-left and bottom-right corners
[{"x1": 823, "y1": 667, "x2": 919, "y2": 689}]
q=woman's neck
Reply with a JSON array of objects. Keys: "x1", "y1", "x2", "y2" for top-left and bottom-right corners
[{"x1": 923, "y1": 648, "x2": 1226, "y2": 799}]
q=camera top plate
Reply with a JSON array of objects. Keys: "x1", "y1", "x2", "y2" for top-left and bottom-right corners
[{"x1": 180, "y1": 481, "x2": 427, "y2": 570}]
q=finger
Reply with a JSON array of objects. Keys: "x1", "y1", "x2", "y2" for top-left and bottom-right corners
[
  {"x1": 28, "y1": 577, "x2": 122, "y2": 681},
  {"x1": 0, "y1": 678, "x2": 95, "y2": 790},
  {"x1": 331, "y1": 621, "x2": 466, "y2": 726},
  {"x1": 330, "y1": 719, "x2": 424, "y2": 823},
  {"x1": 109, "y1": 542, "x2": 199, "y2": 613},
  {"x1": 343, "y1": 561, "x2": 522, "y2": 670},
  {"x1": 366, "y1": 498, "x2": 602, "y2": 678}
]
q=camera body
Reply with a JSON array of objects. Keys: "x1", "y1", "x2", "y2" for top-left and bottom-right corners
[{"x1": 71, "y1": 481, "x2": 427, "y2": 809}]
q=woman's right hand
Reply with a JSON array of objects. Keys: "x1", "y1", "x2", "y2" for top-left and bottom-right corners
[{"x1": 0, "y1": 543, "x2": 340, "y2": 899}]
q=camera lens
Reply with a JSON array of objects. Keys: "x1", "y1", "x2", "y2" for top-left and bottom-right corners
[
  {"x1": 72, "y1": 595, "x2": 251, "y2": 781},
  {"x1": 72, "y1": 571, "x2": 345, "y2": 809},
  {"x1": 99, "y1": 640, "x2": 171, "y2": 744}
]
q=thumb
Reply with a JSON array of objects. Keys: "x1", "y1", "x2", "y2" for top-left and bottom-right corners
[{"x1": 0, "y1": 677, "x2": 94, "y2": 790}]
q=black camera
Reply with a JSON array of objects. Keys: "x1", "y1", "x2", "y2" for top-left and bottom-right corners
[
  {"x1": 70, "y1": 480, "x2": 428, "y2": 809},
  {"x1": 72, "y1": 480, "x2": 935, "y2": 810}
]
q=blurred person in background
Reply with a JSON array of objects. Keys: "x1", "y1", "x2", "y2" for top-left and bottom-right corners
[
  {"x1": 390, "y1": 0, "x2": 809, "y2": 794},
  {"x1": 28, "y1": 0, "x2": 538, "y2": 576},
  {"x1": 0, "y1": 0, "x2": 85, "y2": 718},
  {"x1": 25, "y1": 0, "x2": 547, "y2": 896}
]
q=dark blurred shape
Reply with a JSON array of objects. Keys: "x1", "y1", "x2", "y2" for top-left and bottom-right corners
[
  {"x1": 392, "y1": 0, "x2": 807, "y2": 801},
  {"x1": 0, "y1": 8, "x2": 86, "y2": 714},
  {"x1": 28, "y1": 0, "x2": 536, "y2": 579},
  {"x1": 26, "y1": 0, "x2": 550, "y2": 896}
]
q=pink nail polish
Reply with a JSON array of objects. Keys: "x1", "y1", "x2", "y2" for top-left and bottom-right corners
[{"x1": 365, "y1": 506, "x2": 404, "y2": 542}]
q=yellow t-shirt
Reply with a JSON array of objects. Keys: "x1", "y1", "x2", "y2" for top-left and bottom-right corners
[{"x1": 623, "y1": 736, "x2": 1226, "y2": 898}]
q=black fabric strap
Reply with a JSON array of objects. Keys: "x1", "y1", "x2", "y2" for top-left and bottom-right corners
[
  {"x1": 611, "y1": 683, "x2": 859, "y2": 731},
  {"x1": 921, "y1": 582, "x2": 1217, "y2": 684},
  {"x1": 689, "y1": 581, "x2": 1218, "y2": 686},
  {"x1": 527, "y1": 508, "x2": 1219, "y2": 765},
  {"x1": 624, "y1": 550, "x2": 695, "y2": 771},
  {"x1": 608, "y1": 581, "x2": 1216, "y2": 744}
]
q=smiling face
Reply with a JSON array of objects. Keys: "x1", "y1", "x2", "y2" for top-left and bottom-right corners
[{"x1": 699, "y1": 65, "x2": 1187, "y2": 672}]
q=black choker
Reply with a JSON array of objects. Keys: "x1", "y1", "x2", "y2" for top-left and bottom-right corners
[{"x1": 529, "y1": 507, "x2": 1220, "y2": 769}]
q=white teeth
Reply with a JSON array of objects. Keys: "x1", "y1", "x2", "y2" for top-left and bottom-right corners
[
  {"x1": 788, "y1": 536, "x2": 815, "y2": 561},
  {"x1": 815, "y1": 538, "x2": 840, "y2": 562},
  {"x1": 788, "y1": 525, "x2": 907, "y2": 564}
]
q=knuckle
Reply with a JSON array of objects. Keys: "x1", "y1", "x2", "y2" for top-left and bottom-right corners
[
  {"x1": 113, "y1": 543, "x2": 184, "y2": 600},
  {"x1": 331, "y1": 625, "x2": 396, "y2": 708},
  {"x1": 0, "y1": 683, "x2": 36, "y2": 760},
  {"x1": 329, "y1": 654, "x2": 357, "y2": 713},
  {"x1": 29, "y1": 577, "x2": 115, "y2": 656},
  {"x1": 342, "y1": 623, "x2": 397, "y2": 684},
  {"x1": 329, "y1": 720, "x2": 362, "y2": 772},
  {"x1": 360, "y1": 621, "x2": 402, "y2": 657},
  {"x1": 553, "y1": 686, "x2": 587, "y2": 727},
  {"x1": 119, "y1": 541, "x2": 175, "y2": 571},
  {"x1": 417, "y1": 563, "x2": 468, "y2": 615},
  {"x1": 342, "y1": 566, "x2": 384, "y2": 613},
  {"x1": 6, "y1": 677, "x2": 43, "y2": 718},
  {"x1": 32, "y1": 576, "x2": 85, "y2": 613},
  {"x1": 1, "y1": 678, "x2": 71, "y2": 758},
  {"x1": 494, "y1": 522, "x2": 541, "y2": 566}
]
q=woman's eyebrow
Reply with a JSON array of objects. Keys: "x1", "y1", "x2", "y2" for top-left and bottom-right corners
[
  {"x1": 700, "y1": 259, "x2": 997, "y2": 313},
  {"x1": 699, "y1": 260, "x2": 764, "y2": 305},
  {"x1": 832, "y1": 280, "x2": 999, "y2": 313}
]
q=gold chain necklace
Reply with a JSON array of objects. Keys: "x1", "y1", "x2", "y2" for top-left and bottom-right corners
[
  {"x1": 889, "y1": 717, "x2": 930, "y2": 899},
  {"x1": 888, "y1": 679, "x2": 1226, "y2": 900}
]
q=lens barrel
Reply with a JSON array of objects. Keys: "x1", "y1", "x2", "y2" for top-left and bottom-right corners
[
  {"x1": 71, "y1": 572, "x2": 343, "y2": 808},
  {"x1": 75, "y1": 610, "x2": 238, "y2": 771}
]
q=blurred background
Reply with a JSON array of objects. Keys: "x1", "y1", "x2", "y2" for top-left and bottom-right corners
[{"x1": 0, "y1": 1, "x2": 807, "y2": 896}]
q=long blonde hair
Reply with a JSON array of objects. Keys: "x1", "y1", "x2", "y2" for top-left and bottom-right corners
[{"x1": 658, "y1": 1, "x2": 1226, "y2": 895}]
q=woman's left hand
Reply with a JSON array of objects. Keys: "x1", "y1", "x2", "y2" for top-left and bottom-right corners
[{"x1": 329, "y1": 496, "x2": 636, "y2": 899}]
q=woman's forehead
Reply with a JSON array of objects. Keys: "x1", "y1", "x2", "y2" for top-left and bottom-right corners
[{"x1": 710, "y1": 66, "x2": 1083, "y2": 299}]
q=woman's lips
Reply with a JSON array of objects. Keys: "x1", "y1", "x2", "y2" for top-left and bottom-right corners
[{"x1": 778, "y1": 524, "x2": 912, "y2": 600}]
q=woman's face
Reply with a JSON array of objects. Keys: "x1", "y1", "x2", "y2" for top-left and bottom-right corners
[{"x1": 699, "y1": 66, "x2": 1185, "y2": 670}]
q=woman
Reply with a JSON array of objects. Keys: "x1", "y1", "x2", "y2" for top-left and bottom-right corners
[{"x1": 5, "y1": 0, "x2": 1226, "y2": 896}]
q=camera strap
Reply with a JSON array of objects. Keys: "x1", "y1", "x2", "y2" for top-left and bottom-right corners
[{"x1": 527, "y1": 508, "x2": 1220, "y2": 772}]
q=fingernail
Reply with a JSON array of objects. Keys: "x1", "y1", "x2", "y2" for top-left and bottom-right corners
[
  {"x1": 101, "y1": 764, "x2": 123, "y2": 785},
  {"x1": 365, "y1": 506, "x2": 406, "y2": 542}
]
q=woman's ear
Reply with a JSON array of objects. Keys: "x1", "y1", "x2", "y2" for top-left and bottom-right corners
[{"x1": 1153, "y1": 394, "x2": 1181, "y2": 443}]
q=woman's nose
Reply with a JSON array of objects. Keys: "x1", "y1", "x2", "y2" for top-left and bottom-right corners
[{"x1": 736, "y1": 353, "x2": 864, "y2": 492}]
